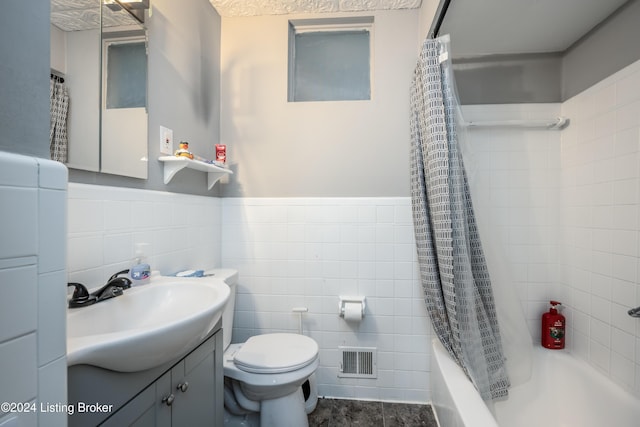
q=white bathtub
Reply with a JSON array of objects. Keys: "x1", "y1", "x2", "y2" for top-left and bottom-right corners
[{"x1": 431, "y1": 338, "x2": 640, "y2": 427}]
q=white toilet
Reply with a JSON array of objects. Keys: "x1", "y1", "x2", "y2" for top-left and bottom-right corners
[{"x1": 210, "y1": 269, "x2": 319, "y2": 427}]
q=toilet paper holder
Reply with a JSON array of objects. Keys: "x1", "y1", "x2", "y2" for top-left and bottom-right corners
[{"x1": 339, "y1": 296, "x2": 366, "y2": 318}]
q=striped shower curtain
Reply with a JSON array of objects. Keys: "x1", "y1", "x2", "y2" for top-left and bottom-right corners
[
  {"x1": 50, "y1": 75, "x2": 69, "y2": 163},
  {"x1": 409, "y1": 36, "x2": 510, "y2": 401}
]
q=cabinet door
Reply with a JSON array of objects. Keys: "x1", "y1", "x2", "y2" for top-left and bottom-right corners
[
  {"x1": 100, "y1": 372, "x2": 171, "y2": 427},
  {"x1": 154, "y1": 370, "x2": 173, "y2": 427},
  {"x1": 96, "y1": 330, "x2": 222, "y2": 427},
  {"x1": 171, "y1": 334, "x2": 217, "y2": 426}
]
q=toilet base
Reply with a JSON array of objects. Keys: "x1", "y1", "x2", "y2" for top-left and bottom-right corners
[
  {"x1": 224, "y1": 375, "x2": 317, "y2": 426},
  {"x1": 261, "y1": 387, "x2": 308, "y2": 427},
  {"x1": 223, "y1": 409, "x2": 260, "y2": 427},
  {"x1": 303, "y1": 373, "x2": 318, "y2": 414}
]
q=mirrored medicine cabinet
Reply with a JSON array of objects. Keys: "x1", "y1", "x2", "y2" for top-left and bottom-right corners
[{"x1": 50, "y1": 0, "x2": 149, "y2": 179}]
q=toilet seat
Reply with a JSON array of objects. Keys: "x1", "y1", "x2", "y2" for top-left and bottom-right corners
[{"x1": 233, "y1": 333, "x2": 318, "y2": 374}]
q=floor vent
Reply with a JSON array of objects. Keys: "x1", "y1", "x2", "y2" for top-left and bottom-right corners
[{"x1": 338, "y1": 346, "x2": 377, "y2": 378}]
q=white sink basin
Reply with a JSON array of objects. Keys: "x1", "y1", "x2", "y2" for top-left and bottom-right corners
[{"x1": 67, "y1": 275, "x2": 230, "y2": 372}]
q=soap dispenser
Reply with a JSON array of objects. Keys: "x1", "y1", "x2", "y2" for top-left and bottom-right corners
[
  {"x1": 541, "y1": 300, "x2": 565, "y2": 349},
  {"x1": 130, "y1": 243, "x2": 151, "y2": 285}
]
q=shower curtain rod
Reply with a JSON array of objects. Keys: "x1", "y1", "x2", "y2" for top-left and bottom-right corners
[
  {"x1": 463, "y1": 116, "x2": 569, "y2": 130},
  {"x1": 429, "y1": 0, "x2": 452, "y2": 38}
]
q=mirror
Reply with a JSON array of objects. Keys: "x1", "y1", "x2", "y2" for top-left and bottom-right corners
[
  {"x1": 50, "y1": 0, "x2": 148, "y2": 179},
  {"x1": 100, "y1": 2, "x2": 148, "y2": 179},
  {"x1": 431, "y1": 0, "x2": 630, "y2": 104}
]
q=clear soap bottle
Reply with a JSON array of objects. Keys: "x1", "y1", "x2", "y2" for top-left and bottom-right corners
[{"x1": 130, "y1": 243, "x2": 151, "y2": 285}]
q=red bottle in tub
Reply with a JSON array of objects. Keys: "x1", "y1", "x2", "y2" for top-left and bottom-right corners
[{"x1": 541, "y1": 300, "x2": 565, "y2": 349}]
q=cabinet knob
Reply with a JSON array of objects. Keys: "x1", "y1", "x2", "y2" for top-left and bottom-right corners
[
  {"x1": 162, "y1": 394, "x2": 175, "y2": 406},
  {"x1": 177, "y1": 381, "x2": 189, "y2": 392}
]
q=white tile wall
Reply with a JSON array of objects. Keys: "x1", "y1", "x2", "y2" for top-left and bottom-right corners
[
  {"x1": 0, "y1": 265, "x2": 37, "y2": 343},
  {"x1": 221, "y1": 197, "x2": 431, "y2": 402},
  {"x1": 0, "y1": 152, "x2": 68, "y2": 427},
  {"x1": 560, "y1": 58, "x2": 640, "y2": 396},
  {"x1": 66, "y1": 184, "x2": 222, "y2": 288},
  {"x1": 460, "y1": 103, "x2": 563, "y2": 342},
  {"x1": 65, "y1": 189, "x2": 434, "y2": 402},
  {"x1": 463, "y1": 92, "x2": 640, "y2": 397}
]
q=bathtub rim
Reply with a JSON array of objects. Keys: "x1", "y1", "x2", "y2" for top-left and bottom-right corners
[{"x1": 430, "y1": 338, "x2": 499, "y2": 427}]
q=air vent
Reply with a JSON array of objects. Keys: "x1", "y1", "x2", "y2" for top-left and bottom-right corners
[{"x1": 338, "y1": 346, "x2": 377, "y2": 378}]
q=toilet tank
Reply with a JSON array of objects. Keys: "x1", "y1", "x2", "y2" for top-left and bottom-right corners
[{"x1": 204, "y1": 269, "x2": 237, "y2": 351}]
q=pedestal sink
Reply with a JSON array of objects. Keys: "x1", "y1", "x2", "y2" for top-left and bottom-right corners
[{"x1": 66, "y1": 275, "x2": 230, "y2": 372}]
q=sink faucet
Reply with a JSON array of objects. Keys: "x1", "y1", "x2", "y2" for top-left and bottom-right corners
[
  {"x1": 629, "y1": 306, "x2": 640, "y2": 318},
  {"x1": 67, "y1": 270, "x2": 132, "y2": 308},
  {"x1": 92, "y1": 270, "x2": 132, "y2": 302},
  {"x1": 67, "y1": 283, "x2": 97, "y2": 308}
]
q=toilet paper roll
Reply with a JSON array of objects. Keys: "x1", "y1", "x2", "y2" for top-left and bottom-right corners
[{"x1": 343, "y1": 302, "x2": 363, "y2": 322}]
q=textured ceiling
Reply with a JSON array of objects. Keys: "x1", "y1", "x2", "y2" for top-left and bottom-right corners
[
  {"x1": 209, "y1": 0, "x2": 422, "y2": 17},
  {"x1": 51, "y1": 0, "x2": 422, "y2": 30},
  {"x1": 51, "y1": 0, "x2": 140, "y2": 31}
]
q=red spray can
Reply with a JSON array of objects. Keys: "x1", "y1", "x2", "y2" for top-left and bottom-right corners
[
  {"x1": 215, "y1": 144, "x2": 226, "y2": 163},
  {"x1": 541, "y1": 300, "x2": 565, "y2": 349}
]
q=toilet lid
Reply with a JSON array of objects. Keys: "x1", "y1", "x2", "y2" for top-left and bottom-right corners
[{"x1": 234, "y1": 333, "x2": 319, "y2": 374}]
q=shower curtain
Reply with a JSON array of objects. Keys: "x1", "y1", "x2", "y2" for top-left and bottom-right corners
[
  {"x1": 409, "y1": 36, "x2": 510, "y2": 401},
  {"x1": 50, "y1": 75, "x2": 69, "y2": 163}
]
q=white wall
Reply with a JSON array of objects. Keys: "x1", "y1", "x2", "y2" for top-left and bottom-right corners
[
  {"x1": 216, "y1": 8, "x2": 437, "y2": 402},
  {"x1": 459, "y1": 60, "x2": 640, "y2": 398},
  {"x1": 50, "y1": 25, "x2": 66, "y2": 74},
  {"x1": 219, "y1": 10, "x2": 419, "y2": 197},
  {"x1": 0, "y1": 152, "x2": 68, "y2": 427},
  {"x1": 66, "y1": 184, "x2": 222, "y2": 289},
  {"x1": 417, "y1": 0, "x2": 440, "y2": 43},
  {"x1": 65, "y1": 190, "x2": 432, "y2": 403},
  {"x1": 559, "y1": 58, "x2": 640, "y2": 396},
  {"x1": 216, "y1": 97, "x2": 565, "y2": 402},
  {"x1": 460, "y1": 104, "x2": 562, "y2": 342},
  {"x1": 221, "y1": 197, "x2": 431, "y2": 402}
]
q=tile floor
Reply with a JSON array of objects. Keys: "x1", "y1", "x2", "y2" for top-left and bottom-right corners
[{"x1": 308, "y1": 398, "x2": 438, "y2": 427}]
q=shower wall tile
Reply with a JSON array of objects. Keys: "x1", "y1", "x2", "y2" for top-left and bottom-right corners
[
  {"x1": 560, "y1": 58, "x2": 640, "y2": 397},
  {"x1": 460, "y1": 103, "x2": 563, "y2": 342},
  {"x1": 67, "y1": 184, "x2": 222, "y2": 289},
  {"x1": 221, "y1": 197, "x2": 431, "y2": 403}
]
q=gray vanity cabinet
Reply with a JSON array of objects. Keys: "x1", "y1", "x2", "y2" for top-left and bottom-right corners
[
  {"x1": 99, "y1": 376, "x2": 169, "y2": 427},
  {"x1": 69, "y1": 322, "x2": 223, "y2": 427},
  {"x1": 169, "y1": 331, "x2": 220, "y2": 426},
  {"x1": 100, "y1": 330, "x2": 223, "y2": 427}
]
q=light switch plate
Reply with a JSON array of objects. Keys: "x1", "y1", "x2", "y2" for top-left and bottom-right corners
[{"x1": 159, "y1": 126, "x2": 173, "y2": 155}]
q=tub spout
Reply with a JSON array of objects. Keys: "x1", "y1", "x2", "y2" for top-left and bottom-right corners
[{"x1": 628, "y1": 306, "x2": 640, "y2": 318}]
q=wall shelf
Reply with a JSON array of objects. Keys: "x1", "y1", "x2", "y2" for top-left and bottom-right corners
[{"x1": 158, "y1": 156, "x2": 232, "y2": 190}]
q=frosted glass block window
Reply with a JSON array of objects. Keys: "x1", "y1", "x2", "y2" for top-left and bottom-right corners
[
  {"x1": 289, "y1": 17, "x2": 373, "y2": 102},
  {"x1": 105, "y1": 40, "x2": 147, "y2": 109}
]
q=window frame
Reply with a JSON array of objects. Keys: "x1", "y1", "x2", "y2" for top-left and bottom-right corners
[
  {"x1": 287, "y1": 17, "x2": 374, "y2": 103},
  {"x1": 102, "y1": 34, "x2": 148, "y2": 110}
]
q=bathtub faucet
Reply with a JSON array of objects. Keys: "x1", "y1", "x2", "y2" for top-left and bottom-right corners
[{"x1": 628, "y1": 306, "x2": 640, "y2": 318}]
